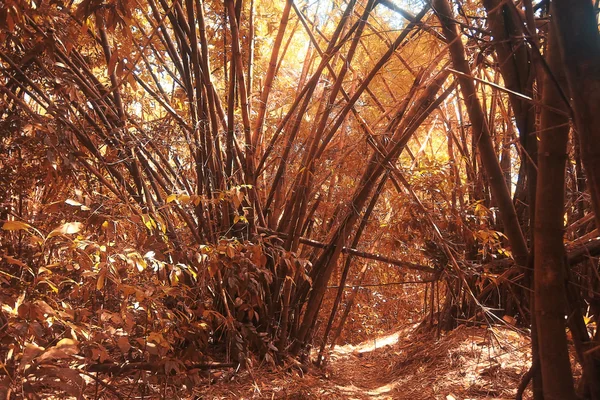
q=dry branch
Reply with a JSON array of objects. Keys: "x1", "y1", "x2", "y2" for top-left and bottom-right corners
[{"x1": 259, "y1": 228, "x2": 436, "y2": 274}]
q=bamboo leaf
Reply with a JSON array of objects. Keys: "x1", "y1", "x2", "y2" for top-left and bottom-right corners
[
  {"x1": 2, "y1": 221, "x2": 31, "y2": 231},
  {"x1": 97, "y1": 268, "x2": 107, "y2": 291},
  {"x1": 47, "y1": 222, "x2": 82, "y2": 238}
]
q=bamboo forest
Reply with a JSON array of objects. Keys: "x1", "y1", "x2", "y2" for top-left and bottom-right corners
[{"x1": 1, "y1": 0, "x2": 599, "y2": 398}]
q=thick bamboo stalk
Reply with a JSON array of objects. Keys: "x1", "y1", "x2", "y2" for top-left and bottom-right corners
[
  {"x1": 533, "y1": 23, "x2": 577, "y2": 400},
  {"x1": 432, "y1": 0, "x2": 529, "y2": 268}
]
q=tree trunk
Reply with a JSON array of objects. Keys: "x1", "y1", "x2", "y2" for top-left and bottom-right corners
[
  {"x1": 553, "y1": 4, "x2": 600, "y2": 398},
  {"x1": 534, "y1": 23, "x2": 576, "y2": 400}
]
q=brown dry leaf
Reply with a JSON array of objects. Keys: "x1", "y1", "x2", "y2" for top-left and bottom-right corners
[
  {"x1": 97, "y1": 267, "x2": 107, "y2": 290},
  {"x1": 91, "y1": 344, "x2": 111, "y2": 363},
  {"x1": 30, "y1": 321, "x2": 45, "y2": 338},
  {"x1": 24, "y1": 300, "x2": 56, "y2": 322},
  {"x1": 33, "y1": 300, "x2": 56, "y2": 316},
  {"x1": 37, "y1": 338, "x2": 79, "y2": 363},
  {"x1": 1, "y1": 221, "x2": 31, "y2": 231},
  {"x1": 226, "y1": 245, "x2": 235, "y2": 258},
  {"x1": 0, "y1": 377, "x2": 10, "y2": 400},
  {"x1": 17, "y1": 303, "x2": 31, "y2": 319},
  {"x1": 21, "y1": 343, "x2": 45, "y2": 368},
  {"x1": 116, "y1": 336, "x2": 131, "y2": 353},
  {"x1": 1, "y1": 254, "x2": 27, "y2": 268}
]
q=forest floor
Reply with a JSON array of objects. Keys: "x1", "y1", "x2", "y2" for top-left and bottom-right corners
[{"x1": 202, "y1": 323, "x2": 535, "y2": 399}]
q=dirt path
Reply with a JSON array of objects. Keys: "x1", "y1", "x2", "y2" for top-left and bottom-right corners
[
  {"x1": 319, "y1": 324, "x2": 530, "y2": 399},
  {"x1": 204, "y1": 324, "x2": 533, "y2": 399}
]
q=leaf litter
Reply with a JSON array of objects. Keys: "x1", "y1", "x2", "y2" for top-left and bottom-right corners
[{"x1": 199, "y1": 324, "x2": 537, "y2": 400}]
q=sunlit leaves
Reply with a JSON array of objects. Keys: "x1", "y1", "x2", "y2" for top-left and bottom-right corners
[
  {"x1": 37, "y1": 338, "x2": 80, "y2": 363},
  {"x1": 140, "y1": 213, "x2": 167, "y2": 233},
  {"x1": 65, "y1": 199, "x2": 91, "y2": 211},
  {"x1": 47, "y1": 222, "x2": 83, "y2": 238},
  {"x1": 233, "y1": 214, "x2": 248, "y2": 224},
  {"x1": 473, "y1": 201, "x2": 491, "y2": 218},
  {"x1": 3, "y1": 221, "x2": 83, "y2": 243},
  {"x1": 474, "y1": 228, "x2": 510, "y2": 259},
  {"x1": 166, "y1": 193, "x2": 201, "y2": 206},
  {"x1": 166, "y1": 185, "x2": 253, "y2": 210},
  {"x1": 126, "y1": 251, "x2": 147, "y2": 271}
]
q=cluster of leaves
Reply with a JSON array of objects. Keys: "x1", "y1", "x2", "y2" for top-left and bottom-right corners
[{"x1": 0, "y1": 206, "x2": 303, "y2": 397}]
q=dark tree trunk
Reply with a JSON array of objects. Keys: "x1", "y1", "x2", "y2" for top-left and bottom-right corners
[
  {"x1": 534, "y1": 23, "x2": 576, "y2": 400},
  {"x1": 552, "y1": 2, "x2": 600, "y2": 398}
]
